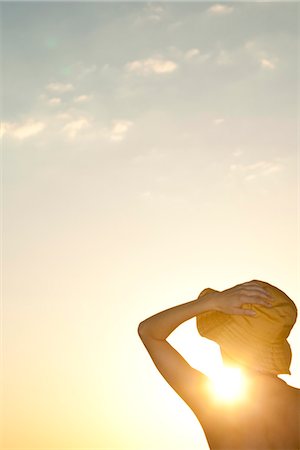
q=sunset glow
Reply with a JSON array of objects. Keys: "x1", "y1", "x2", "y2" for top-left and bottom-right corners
[{"x1": 2, "y1": 2, "x2": 299, "y2": 450}]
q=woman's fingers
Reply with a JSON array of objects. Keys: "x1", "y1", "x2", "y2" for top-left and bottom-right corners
[
  {"x1": 238, "y1": 287, "x2": 274, "y2": 307},
  {"x1": 243, "y1": 291, "x2": 272, "y2": 300},
  {"x1": 243, "y1": 283, "x2": 273, "y2": 298},
  {"x1": 242, "y1": 297, "x2": 273, "y2": 307},
  {"x1": 231, "y1": 282, "x2": 269, "y2": 295},
  {"x1": 241, "y1": 286, "x2": 272, "y2": 298},
  {"x1": 218, "y1": 281, "x2": 275, "y2": 316},
  {"x1": 237, "y1": 290, "x2": 274, "y2": 309}
]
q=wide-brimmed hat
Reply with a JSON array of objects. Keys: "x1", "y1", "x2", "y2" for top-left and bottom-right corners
[{"x1": 196, "y1": 280, "x2": 298, "y2": 375}]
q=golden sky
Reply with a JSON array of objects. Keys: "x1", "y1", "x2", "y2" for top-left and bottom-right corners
[{"x1": 1, "y1": 1, "x2": 299, "y2": 449}]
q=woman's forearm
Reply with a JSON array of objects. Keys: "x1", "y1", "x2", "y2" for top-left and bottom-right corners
[
  {"x1": 138, "y1": 281, "x2": 272, "y2": 342},
  {"x1": 138, "y1": 293, "x2": 217, "y2": 341}
]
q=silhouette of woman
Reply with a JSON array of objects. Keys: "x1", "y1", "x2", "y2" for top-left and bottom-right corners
[{"x1": 138, "y1": 279, "x2": 299, "y2": 450}]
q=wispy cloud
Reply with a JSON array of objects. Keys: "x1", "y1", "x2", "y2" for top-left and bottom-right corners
[
  {"x1": 73, "y1": 95, "x2": 92, "y2": 103},
  {"x1": 232, "y1": 148, "x2": 243, "y2": 157},
  {"x1": 134, "y1": 3, "x2": 165, "y2": 25},
  {"x1": 1, "y1": 119, "x2": 46, "y2": 140},
  {"x1": 138, "y1": 190, "x2": 154, "y2": 201},
  {"x1": 46, "y1": 82, "x2": 74, "y2": 93},
  {"x1": 244, "y1": 40, "x2": 256, "y2": 51},
  {"x1": 131, "y1": 147, "x2": 165, "y2": 165},
  {"x1": 125, "y1": 57, "x2": 177, "y2": 75},
  {"x1": 168, "y1": 46, "x2": 211, "y2": 64},
  {"x1": 48, "y1": 97, "x2": 61, "y2": 105},
  {"x1": 62, "y1": 117, "x2": 90, "y2": 139},
  {"x1": 56, "y1": 113, "x2": 72, "y2": 121},
  {"x1": 167, "y1": 21, "x2": 183, "y2": 32},
  {"x1": 144, "y1": 3, "x2": 164, "y2": 23},
  {"x1": 244, "y1": 40, "x2": 278, "y2": 70},
  {"x1": 260, "y1": 58, "x2": 276, "y2": 70},
  {"x1": 208, "y1": 4, "x2": 234, "y2": 15},
  {"x1": 229, "y1": 159, "x2": 284, "y2": 181},
  {"x1": 185, "y1": 48, "x2": 200, "y2": 60},
  {"x1": 215, "y1": 49, "x2": 234, "y2": 66},
  {"x1": 214, "y1": 118, "x2": 225, "y2": 125},
  {"x1": 74, "y1": 62, "x2": 97, "y2": 80},
  {"x1": 0, "y1": 122, "x2": 10, "y2": 139},
  {"x1": 107, "y1": 120, "x2": 133, "y2": 142}
]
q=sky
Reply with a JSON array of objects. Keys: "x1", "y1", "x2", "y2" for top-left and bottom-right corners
[{"x1": 1, "y1": 1, "x2": 299, "y2": 449}]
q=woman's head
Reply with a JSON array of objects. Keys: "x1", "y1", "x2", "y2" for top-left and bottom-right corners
[{"x1": 196, "y1": 280, "x2": 298, "y2": 375}]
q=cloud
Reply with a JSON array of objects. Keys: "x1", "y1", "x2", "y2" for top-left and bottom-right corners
[
  {"x1": 125, "y1": 57, "x2": 177, "y2": 75},
  {"x1": 260, "y1": 58, "x2": 276, "y2": 70},
  {"x1": 56, "y1": 113, "x2": 72, "y2": 121},
  {"x1": 48, "y1": 97, "x2": 61, "y2": 105},
  {"x1": 138, "y1": 191, "x2": 154, "y2": 201},
  {"x1": 57, "y1": 115, "x2": 133, "y2": 142},
  {"x1": 185, "y1": 48, "x2": 200, "y2": 60},
  {"x1": 144, "y1": 3, "x2": 164, "y2": 22},
  {"x1": 208, "y1": 4, "x2": 234, "y2": 14},
  {"x1": 229, "y1": 160, "x2": 284, "y2": 181},
  {"x1": 1, "y1": 119, "x2": 46, "y2": 140},
  {"x1": 74, "y1": 62, "x2": 97, "y2": 80},
  {"x1": 131, "y1": 147, "x2": 166, "y2": 164},
  {"x1": 216, "y1": 49, "x2": 234, "y2": 66},
  {"x1": 73, "y1": 95, "x2": 92, "y2": 103},
  {"x1": 232, "y1": 148, "x2": 243, "y2": 157},
  {"x1": 244, "y1": 40, "x2": 255, "y2": 51},
  {"x1": 0, "y1": 122, "x2": 11, "y2": 138},
  {"x1": 134, "y1": 3, "x2": 165, "y2": 25},
  {"x1": 168, "y1": 21, "x2": 183, "y2": 31},
  {"x1": 62, "y1": 117, "x2": 90, "y2": 139},
  {"x1": 214, "y1": 118, "x2": 225, "y2": 125},
  {"x1": 170, "y1": 46, "x2": 211, "y2": 64},
  {"x1": 108, "y1": 120, "x2": 133, "y2": 142},
  {"x1": 46, "y1": 82, "x2": 74, "y2": 93},
  {"x1": 244, "y1": 41, "x2": 278, "y2": 70}
]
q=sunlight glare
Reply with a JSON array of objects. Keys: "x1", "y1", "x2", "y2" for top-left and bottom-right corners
[{"x1": 208, "y1": 367, "x2": 246, "y2": 403}]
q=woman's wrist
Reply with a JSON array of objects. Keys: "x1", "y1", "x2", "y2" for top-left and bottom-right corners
[
  {"x1": 139, "y1": 294, "x2": 219, "y2": 341},
  {"x1": 195, "y1": 291, "x2": 221, "y2": 313}
]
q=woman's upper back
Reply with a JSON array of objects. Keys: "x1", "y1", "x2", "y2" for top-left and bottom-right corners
[{"x1": 195, "y1": 376, "x2": 300, "y2": 450}]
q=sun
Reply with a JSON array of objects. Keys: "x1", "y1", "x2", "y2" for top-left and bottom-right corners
[{"x1": 208, "y1": 367, "x2": 247, "y2": 403}]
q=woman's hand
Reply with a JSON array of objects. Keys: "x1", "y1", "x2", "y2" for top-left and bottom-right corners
[{"x1": 205, "y1": 280, "x2": 274, "y2": 316}]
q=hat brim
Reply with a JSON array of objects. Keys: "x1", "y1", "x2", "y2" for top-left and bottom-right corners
[{"x1": 196, "y1": 310, "x2": 292, "y2": 375}]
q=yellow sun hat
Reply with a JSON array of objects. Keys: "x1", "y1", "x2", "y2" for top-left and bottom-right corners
[{"x1": 196, "y1": 280, "x2": 298, "y2": 375}]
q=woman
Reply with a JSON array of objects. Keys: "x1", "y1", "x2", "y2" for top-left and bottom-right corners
[{"x1": 138, "y1": 279, "x2": 299, "y2": 450}]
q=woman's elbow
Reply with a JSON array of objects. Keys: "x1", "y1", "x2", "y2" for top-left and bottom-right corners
[
  {"x1": 137, "y1": 321, "x2": 145, "y2": 337},
  {"x1": 137, "y1": 320, "x2": 149, "y2": 339}
]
